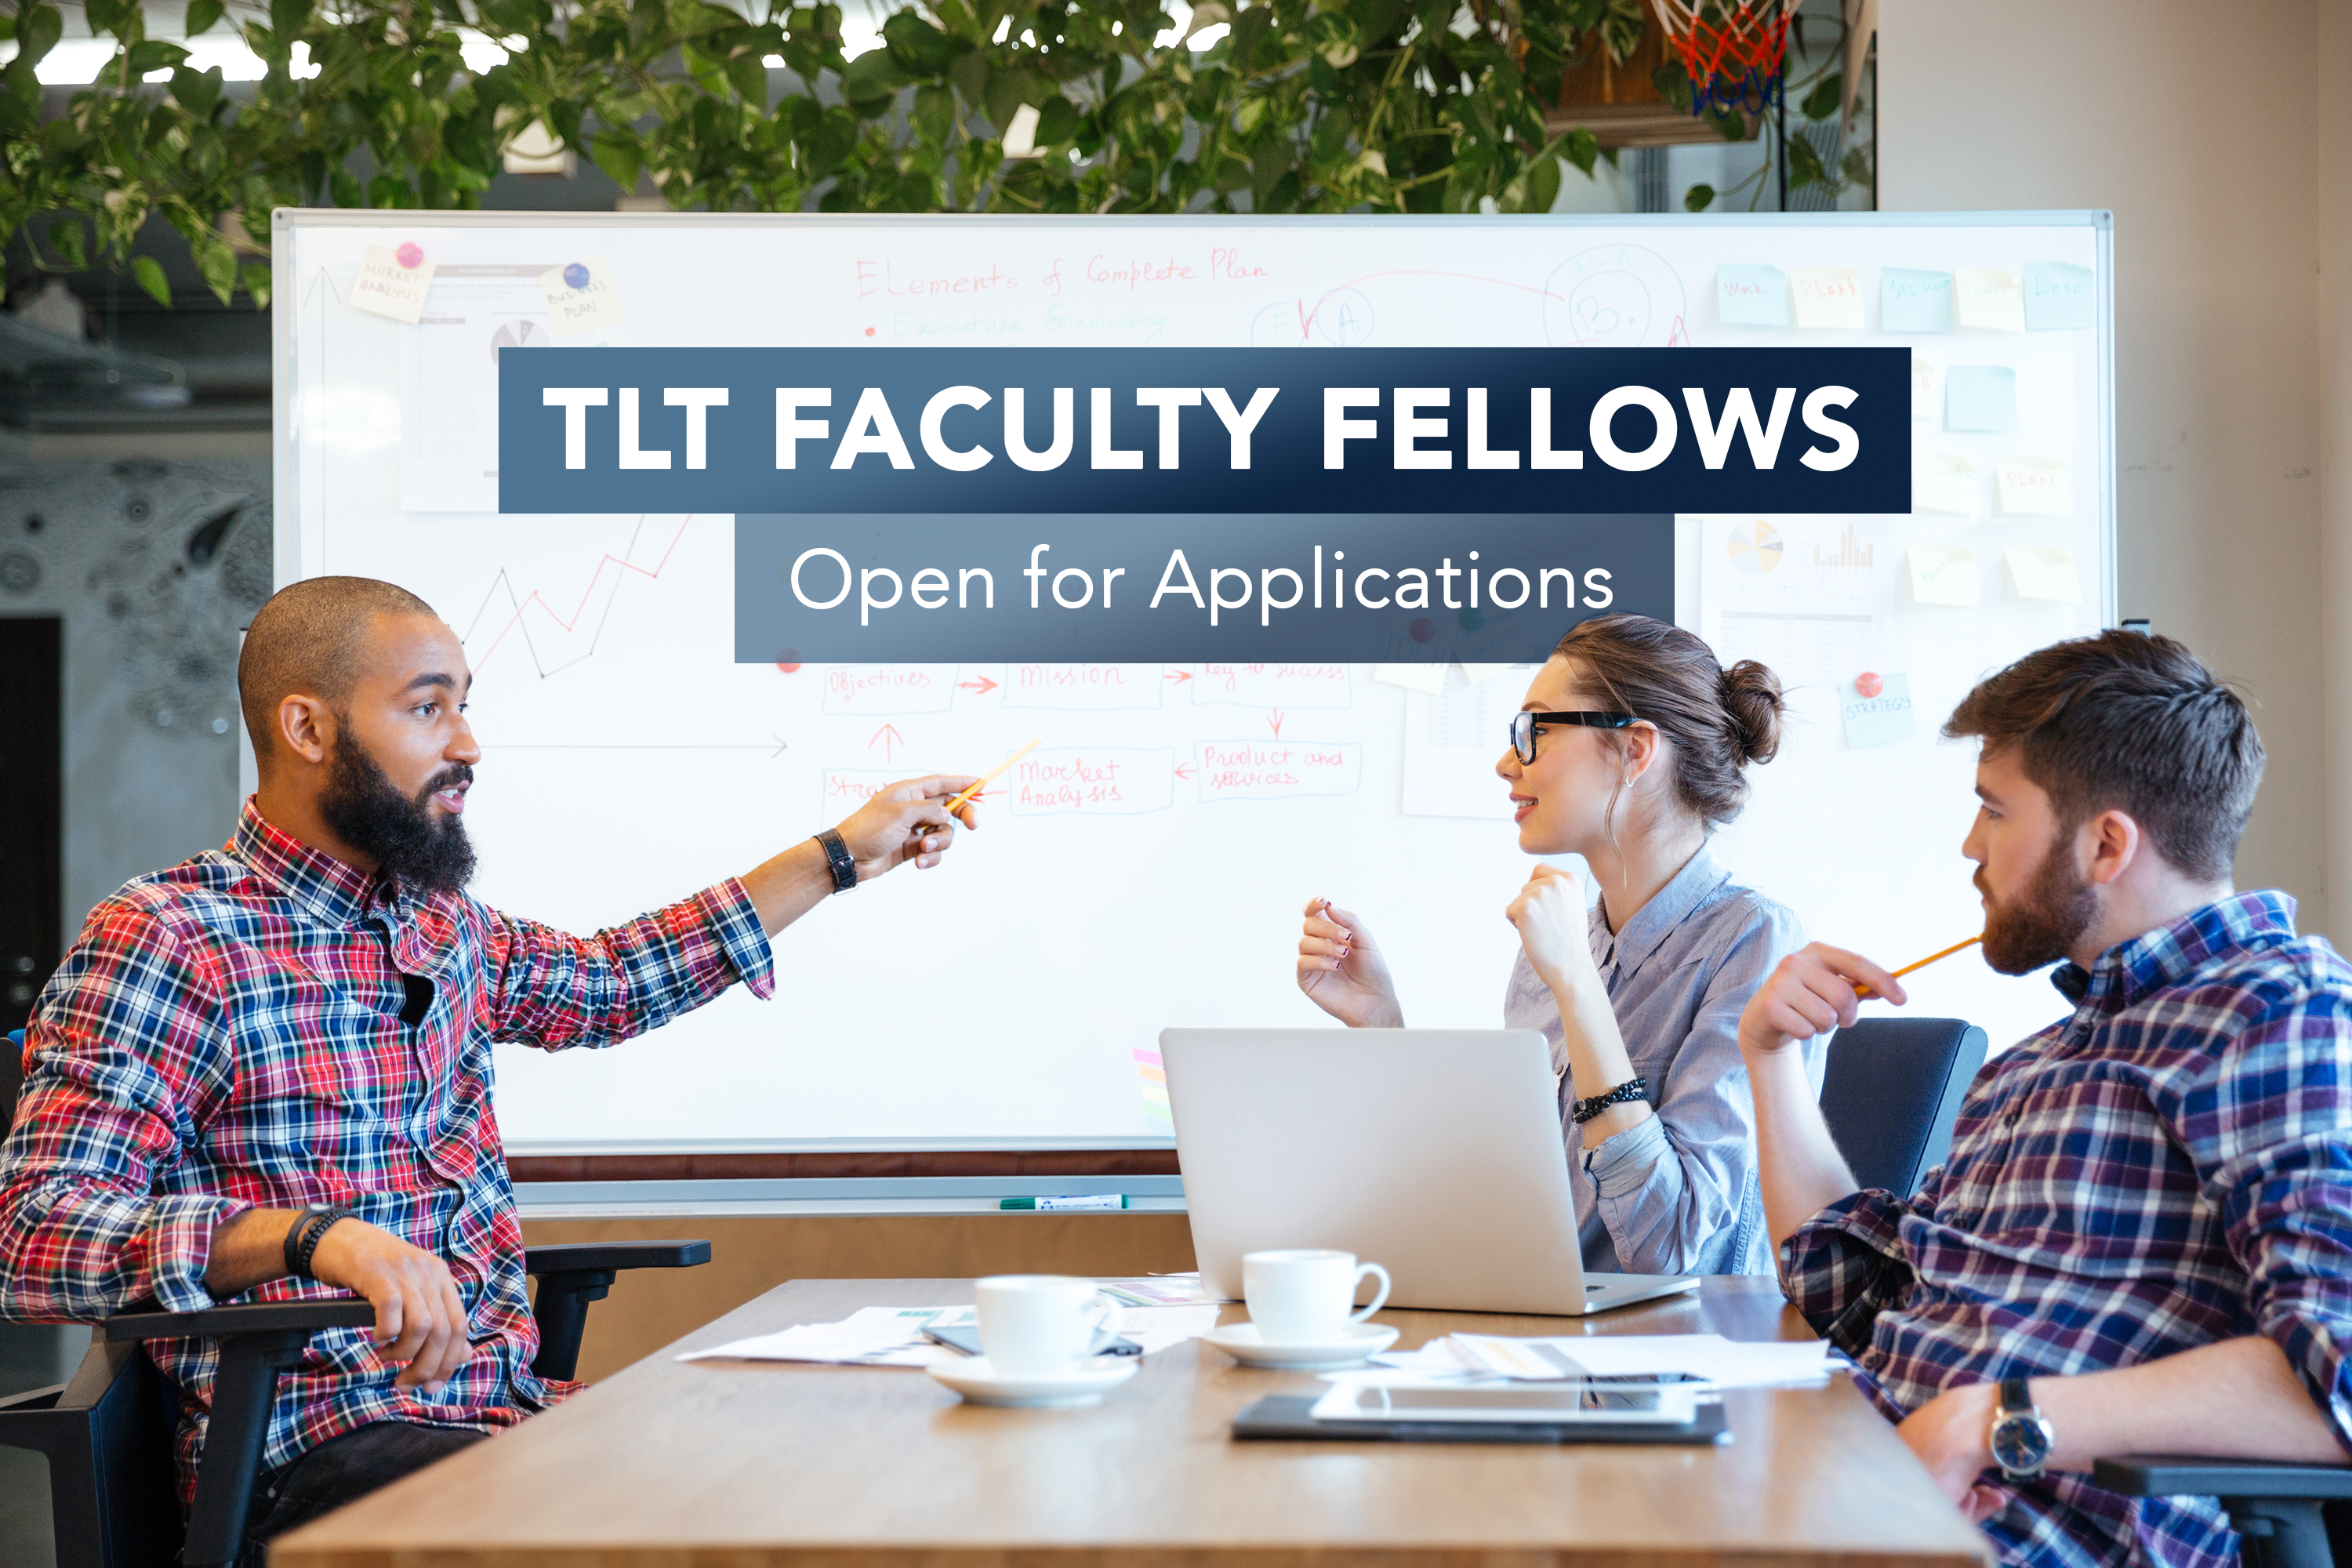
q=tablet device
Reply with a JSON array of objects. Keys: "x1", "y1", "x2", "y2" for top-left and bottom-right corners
[
  {"x1": 1308, "y1": 1380, "x2": 1700, "y2": 1425},
  {"x1": 1232, "y1": 1394, "x2": 1730, "y2": 1446}
]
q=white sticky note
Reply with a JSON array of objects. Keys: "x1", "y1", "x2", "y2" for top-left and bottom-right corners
[
  {"x1": 540, "y1": 256, "x2": 623, "y2": 337},
  {"x1": 1995, "y1": 456, "x2": 2072, "y2": 516},
  {"x1": 1908, "y1": 542, "x2": 1980, "y2": 607},
  {"x1": 1789, "y1": 266, "x2": 1865, "y2": 330},
  {"x1": 1457, "y1": 663, "x2": 1515, "y2": 687},
  {"x1": 347, "y1": 242, "x2": 436, "y2": 325},
  {"x1": 1915, "y1": 452, "x2": 1978, "y2": 517},
  {"x1": 1911, "y1": 357, "x2": 1943, "y2": 419},
  {"x1": 2024, "y1": 262, "x2": 2096, "y2": 330},
  {"x1": 2006, "y1": 546, "x2": 2082, "y2": 603},
  {"x1": 1955, "y1": 267, "x2": 2025, "y2": 332},
  {"x1": 1373, "y1": 664, "x2": 1446, "y2": 695}
]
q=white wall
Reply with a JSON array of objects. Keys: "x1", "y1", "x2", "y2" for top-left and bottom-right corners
[
  {"x1": 1878, "y1": 0, "x2": 2328, "y2": 932},
  {"x1": 2323, "y1": 0, "x2": 2352, "y2": 944}
]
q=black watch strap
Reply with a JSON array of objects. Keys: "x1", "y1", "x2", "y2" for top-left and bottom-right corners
[
  {"x1": 1999, "y1": 1376, "x2": 2034, "y2": 1414},
  {"x1": 816, "y1": 828, "x2": 858, "y2": 894}
]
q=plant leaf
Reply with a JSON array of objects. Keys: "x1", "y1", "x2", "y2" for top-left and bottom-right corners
[
  {"x1": 184, "y1": 0, "x2": 226, "y2": 34},
  {"x1": 132, "y1": 255, "x2": 172, "y2": 306}
]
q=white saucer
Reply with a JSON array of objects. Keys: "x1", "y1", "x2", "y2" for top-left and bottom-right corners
[
  {"x1": 927, "y1": 1354, "x2": 1139, "y2": 1408},
  {"x1": 1201, "y1": 1320, "x2": 1400, "y2": 1369}
]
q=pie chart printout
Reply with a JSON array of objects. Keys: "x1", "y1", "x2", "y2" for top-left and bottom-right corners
[{"x1": 1726, "y1": 521, "x2": 1784, "y2": 576}]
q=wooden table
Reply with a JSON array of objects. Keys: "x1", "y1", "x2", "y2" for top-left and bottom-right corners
[{"x1": 273, "y1": 1276, "x2": 1988, "y2": 1567}]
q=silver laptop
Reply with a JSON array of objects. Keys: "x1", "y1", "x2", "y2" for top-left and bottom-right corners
[{"x1": 1160, "y1": 1027, "x2": 1700, "y2": 1316}]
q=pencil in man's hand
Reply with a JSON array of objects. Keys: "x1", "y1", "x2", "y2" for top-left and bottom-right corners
[
  {"x1": 942, "y1": 739, "x2": 1040, "y2": 817},
  {"x1": 1855, "y1": 935, "x2": 1984, "y2": 1000}
]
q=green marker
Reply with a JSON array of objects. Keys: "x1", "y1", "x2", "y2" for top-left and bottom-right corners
[{"x1": 1000, "y1": 1194, "x2": 1129, "y2": 1211}]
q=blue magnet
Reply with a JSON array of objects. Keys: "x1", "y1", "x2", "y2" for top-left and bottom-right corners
[{"x1": 563, "y1": 262, "x2": 590, "y2": 290}]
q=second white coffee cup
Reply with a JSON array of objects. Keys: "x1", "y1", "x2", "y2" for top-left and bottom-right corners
[
  {"x1": 972, "y1": 1275, "x2": 1123, "y2": 1376},
  {"x1": 1242, "y1": 1249, "x2": 1392, "y2": 1342}
]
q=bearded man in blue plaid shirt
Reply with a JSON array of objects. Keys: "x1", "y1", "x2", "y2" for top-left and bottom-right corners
[{"x1": 1740, "y1": 630, "x2": 2352, "y2": 1568}]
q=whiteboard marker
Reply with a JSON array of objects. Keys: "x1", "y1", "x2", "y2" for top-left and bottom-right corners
[{"x1": 1000, "y1": 1194, "x2": 1129, "y2": 1211}]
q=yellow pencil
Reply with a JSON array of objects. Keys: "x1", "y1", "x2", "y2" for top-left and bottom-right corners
[
  {"x1": 1857, "y1": 935, "x2": 1982, "y2": 1000},
  {"x1": 942, "y1": 739, "x2": 1040, "y2": 817}
]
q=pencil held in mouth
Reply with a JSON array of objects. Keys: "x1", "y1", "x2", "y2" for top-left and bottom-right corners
[{"x1": 1856, "y1": 935, "x2": 1983, "y2": 1000}]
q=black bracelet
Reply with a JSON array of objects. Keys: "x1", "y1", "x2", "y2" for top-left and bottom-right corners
[
  {"x1": 1571, "y1": 1076, "x2": 1650, "y2": 1125},
  {"x1": 282, "y1": 1204, "x2": 352, "y2": 1279}
]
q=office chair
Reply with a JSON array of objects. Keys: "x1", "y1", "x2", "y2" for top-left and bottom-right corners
[
  {"x1": 1814, "y1": 1016, "x2": 1988, "y2": 1196},
  {"x1": 0, "y1": 1030, "x2": 712, "y2": 1568},
  {"x1": 2094, "y1": 1458, "x2": 2352, "y2": 1568}
]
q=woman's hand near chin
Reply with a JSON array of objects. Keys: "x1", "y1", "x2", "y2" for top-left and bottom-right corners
[
  {"x1": 1504, "y1": 863, "x2": 1602, "y2": 997},
  {"x1": 1296, "y1": 896, "x2": 1405, "y2": 1028}
]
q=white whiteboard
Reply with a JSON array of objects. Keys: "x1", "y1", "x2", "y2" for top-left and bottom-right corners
[{"x1": 271, "y1": 212, "x2": 2112, "y2": 1152}]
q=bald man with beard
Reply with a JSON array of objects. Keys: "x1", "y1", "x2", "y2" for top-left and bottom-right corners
[{"x1": 0, "y1": 576, "x2": 982, "y2": 1559}]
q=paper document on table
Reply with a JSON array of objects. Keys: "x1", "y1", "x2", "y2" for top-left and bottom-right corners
[
  {"x1": 679, "y1": 1306, "x2": 967, "y2": 1367},
  {"x1": 1097, "y1": 1274, "x2": 1235, "y2": 1307},
  {"x1": 1445, "y1": 1333, "x2": 1838, "y2": 1388},
  {"x1": 679, "y1": 1302, "x2": 1220, "y2": 1365}
]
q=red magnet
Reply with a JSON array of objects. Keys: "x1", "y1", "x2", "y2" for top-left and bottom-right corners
[{"x1": 1855, "y1": 671, "x2": 1884, "y2": 699}]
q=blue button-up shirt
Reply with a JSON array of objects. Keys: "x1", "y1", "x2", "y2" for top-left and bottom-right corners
[{"x1": 1504, "y1": 843, "x2": 1813, "y2": 1276}]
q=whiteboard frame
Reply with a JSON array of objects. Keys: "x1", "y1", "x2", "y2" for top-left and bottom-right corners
[{"x1": 265, "y1": 209, "x2": 2116, "y2": 1157}]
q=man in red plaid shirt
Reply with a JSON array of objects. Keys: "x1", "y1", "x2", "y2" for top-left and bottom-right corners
[{"x1": 0, "y1": 575, "x2": 982, "y2": 1553}]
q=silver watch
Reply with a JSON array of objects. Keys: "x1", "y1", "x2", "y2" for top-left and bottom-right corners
[{"x1": 1988, "y1": 1376, "x2": 2054, "y2": 1482}]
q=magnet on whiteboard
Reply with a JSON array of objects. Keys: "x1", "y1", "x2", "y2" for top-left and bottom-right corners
[{"x1": 1855, "y1": 671, "x2": 1883, "y2": 699}]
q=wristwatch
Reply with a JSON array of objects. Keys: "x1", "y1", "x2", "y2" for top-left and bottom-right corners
[
  {"x1": 1988, "y1": 1377, "x2": 2055, "y2": 1482},
  {"x1": 815, "y1": 828, "x2": 858, "y2": 894}
]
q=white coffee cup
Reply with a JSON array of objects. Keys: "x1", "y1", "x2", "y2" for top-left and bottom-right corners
[
  {"x1": 972, "y1": 1275, "x2": 1123, "y2": 1376},
  {"x1": 1242, "y1": 1249, "x2": 1392, "y2": 1343}
]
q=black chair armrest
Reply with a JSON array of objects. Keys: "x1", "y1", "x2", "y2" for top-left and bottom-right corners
[
  {"x1": 2095, "y1": 1455, "x2": 2352, "y2": 1501},
  {"x1": 522, "y1": 1240, "x2": 710, "y2": 1383},
  {"x1": 103, "y1": 1298, "x2": 378, "y2": 1343},
  {"x1": 524, "y1": 1240, "x2": 711, "y2": 1274}
]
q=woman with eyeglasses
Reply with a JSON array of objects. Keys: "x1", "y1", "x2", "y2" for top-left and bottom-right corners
[{"x1": 1294, "y1": 613, "x2": 1809, "y2": 1277}]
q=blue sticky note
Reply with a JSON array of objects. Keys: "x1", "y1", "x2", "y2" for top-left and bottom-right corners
[
  {"x1": 1717, "y1": 263, "x2": 1788, "y2": 328},
  {"x1": 2024, "y1": 262, "x2": 2096, "y2": 330},
  {"x1": 1881, "y1": 268, "x2": 1952, "y2": 333},
  {"x1": 1945, "y1": 365, "x2": 2017, "y2": 432},
  {"x1": 1842, "y1": 674, "x2": 1918, "y2": 750}
]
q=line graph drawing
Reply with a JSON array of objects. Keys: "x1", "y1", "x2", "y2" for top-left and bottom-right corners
[{"x1": 461, "y1": 514, "x2": 695, "y2": 678}]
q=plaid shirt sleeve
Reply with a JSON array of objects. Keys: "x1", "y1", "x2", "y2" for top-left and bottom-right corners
[
  {"x1": 1775, "y1": 1182, "x2": 1933, "y2": 1359},
  {"x1": 0, "y1": 897, "x2": 245, "y2": 1321},
  {"x1": 483, "y1": 877, "x2": 775, "y2": 1051},
  {"x1": 2181, "y1": 978, "x2": 2352, "y2": 1451}
]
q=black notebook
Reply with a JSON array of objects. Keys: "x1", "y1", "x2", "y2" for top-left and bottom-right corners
[{"x1": 1231, "y1": 1394, "x2": 1731, "y2": 1446}]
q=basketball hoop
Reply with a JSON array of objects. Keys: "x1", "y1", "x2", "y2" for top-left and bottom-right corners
[{"x1": 1648, "y1": 0, "x2": 1789, "y2": 117}]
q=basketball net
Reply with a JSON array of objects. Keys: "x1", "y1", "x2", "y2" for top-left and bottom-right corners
[{"x1": 1647, "y1": 0, "x2": 1790, "y2": 116}]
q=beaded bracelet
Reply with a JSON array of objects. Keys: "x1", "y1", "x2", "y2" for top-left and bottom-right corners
[{"x1": 1571, "y1": 1076, "x2": 1650, "y2": 1126}]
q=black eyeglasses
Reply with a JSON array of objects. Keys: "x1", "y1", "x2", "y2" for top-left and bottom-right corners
[{"x1": 1508, "y1": 710, "x2": 1637, "y2": 764}]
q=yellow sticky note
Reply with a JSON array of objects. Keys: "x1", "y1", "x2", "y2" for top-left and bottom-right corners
[
  {"x1": 1915, "y1": 452, "x2": 1978, "y2": 517},
  {"x1": 1457, "y1": 663, "x2": 1515, "y2": 687},
  {"x1": 1789, "y1": 266, "x2": 1865, "y2": 330},
  {"x1": 1995, "y1": 456, "x2": 2071, "y2": 517},
  {"x1": 347, "y1": 242, "x2": 436, "y2": 325},
  {"x1": 2005, "y1": 546, "x2": 2082, "y2": 603},
  {"x1": 1911, "y1": 357, "x2": 1943, "y2": 419},
  {"x1": 539, "y1": 256, "x2": 624, "y2": 337},
  {"x1": 1909, "y1": 543, "x2": 1980, "y2": 607},
  {"x1": 1955, "y1": 268, "x2": 2025, "y2": 332},
  {"x1": 1373, "y1": 664, "x2": 1446, "y2": 695}
]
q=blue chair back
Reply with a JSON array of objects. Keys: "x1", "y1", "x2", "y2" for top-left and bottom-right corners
[{"x1": 1816, "y1": 1018, "x2": 1989, "y2": 1197}]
